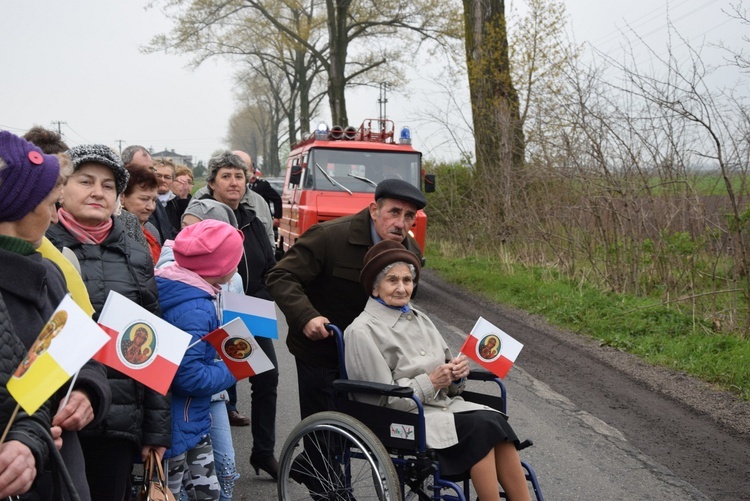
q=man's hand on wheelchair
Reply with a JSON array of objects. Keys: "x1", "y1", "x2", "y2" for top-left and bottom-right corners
[{"x1": 303, "y1": 316, "x2": 331, "y2": 341}]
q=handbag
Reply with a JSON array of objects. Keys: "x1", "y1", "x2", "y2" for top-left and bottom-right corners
[{"x1": 135, "y1": 450, "x2": 176, "y2": 501}]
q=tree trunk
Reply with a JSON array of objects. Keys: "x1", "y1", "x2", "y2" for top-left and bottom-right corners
[
  {"x1": 326, "y1": 0, "x2": 351, "y2": 126},
  {"x1": 463, "y1": 0, "x2": 525, "y2": 222}
]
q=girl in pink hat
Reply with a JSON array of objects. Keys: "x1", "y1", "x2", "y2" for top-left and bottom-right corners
[{"x1": 155, "y1": 219, "x2": 245, "y2": 500}]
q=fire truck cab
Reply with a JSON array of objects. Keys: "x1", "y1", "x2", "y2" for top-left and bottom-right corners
[{"x1": 277, "y1": 119, "x2": 433, "y2": 254}]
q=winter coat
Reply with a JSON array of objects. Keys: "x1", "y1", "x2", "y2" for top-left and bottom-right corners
[
  {"x1": 266, "y1": 207, "x2": 423, "y2": 369},
  {"x1": 156, "y1": 270, "x2": 236, "y2": 458},
  {"x1": 0, "y1": 237, "x2": 111, "y2": 500},
  {"x1": 46, "y1": 218, "x2": 171, "y2": 449},
  {"x1": 344, "y1": 298, "x2": 498, "y2": 450},
  {"x1": 0, "y1": 249, "x2": 57, "y2": 499}
]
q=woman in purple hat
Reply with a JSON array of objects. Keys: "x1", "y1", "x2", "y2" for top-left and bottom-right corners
[{"x1": 0, "y1": 130, "x2": 112, "y2": 500}]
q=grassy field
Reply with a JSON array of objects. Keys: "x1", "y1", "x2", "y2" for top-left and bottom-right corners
[{"x1": 426, "y1": 246, "x2": 750, "y2": 401}]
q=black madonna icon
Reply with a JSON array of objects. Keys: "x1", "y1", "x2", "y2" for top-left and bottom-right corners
[
  {"x1": 118, "y1": 322, "x2": 157, "y2": 368},
  {"x1": 477, "y1": 334, "x2": 501, "y2": 362},
  {"x1": 223, "y1": 337, "x2": 252, "y2": 361}
]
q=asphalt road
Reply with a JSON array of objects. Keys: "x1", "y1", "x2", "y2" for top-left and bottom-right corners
[{"x1": 229, "y1": 270, "x2": 750, "y2": 500}]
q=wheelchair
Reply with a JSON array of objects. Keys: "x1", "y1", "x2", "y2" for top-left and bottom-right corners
[{"x1": 278, "y1": 325, "x2": 544, "y2": 501}]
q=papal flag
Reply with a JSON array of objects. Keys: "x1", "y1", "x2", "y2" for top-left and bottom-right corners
[
  {"x1": 204, "y1": 318, "x2": 274, "y2": 380},
  {"x1": 95, "y1": 291, "x2": 191, "y2": 395},
  {"x1": 7, "y1": 294, "x2": 109, "y2": 414},
  {"x1": 459, "y1": 317, "x2": 523, "y2": 379},
  {"x1": 220, "y1": 291, "x2": 278, "y2": 339}
]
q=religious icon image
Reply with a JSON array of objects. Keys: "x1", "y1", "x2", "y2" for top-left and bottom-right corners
[
  {"x1": 118, "y1": 322, "x2": 157, "y2": 367},
  {"x1": 477, "y1": 334, "x2": 501, "y2": 361},
  {"x1": 223, "y1": 337, "x2": 252, "y2": 361},
  {"x1": 14, "y1": 310, "x2": 68, "y2": 378}
]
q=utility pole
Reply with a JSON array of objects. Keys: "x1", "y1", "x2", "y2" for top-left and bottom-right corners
[
  {"x1": 115, "y1": 139, "x2": 126, "y2": 155},
  {"x1": 51, "y1": 121, "x2": 67, "y2": 135}
]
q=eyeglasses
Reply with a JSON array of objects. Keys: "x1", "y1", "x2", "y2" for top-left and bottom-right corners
[{"x1": 155, "y1": 174, "x2": 174, "y2": 181}]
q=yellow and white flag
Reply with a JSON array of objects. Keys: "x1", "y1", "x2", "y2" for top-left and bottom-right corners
[{"x1": 7, "y1": 294, "x2": 109, "y2": 414}]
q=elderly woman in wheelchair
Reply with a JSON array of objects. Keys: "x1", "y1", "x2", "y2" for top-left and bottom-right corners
[{"x1": 343, "y1": 240, "x2": 532, "y2": 501}]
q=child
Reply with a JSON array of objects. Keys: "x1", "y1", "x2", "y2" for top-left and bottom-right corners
[{"x1": 155, "y1": 219, "x2": 244, "y2": 500}]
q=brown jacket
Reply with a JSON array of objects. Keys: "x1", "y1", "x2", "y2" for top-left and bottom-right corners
[{"x1": 266, "y1": 207, "x2": 423, "y2": 369}]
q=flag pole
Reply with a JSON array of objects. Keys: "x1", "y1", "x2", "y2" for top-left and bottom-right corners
[
  {"x1": 60, "y1": 370, "x2": 80, "y2": 410},
  {"x1": 0, "y1": 404, "x2": 20, "y2": 444}
]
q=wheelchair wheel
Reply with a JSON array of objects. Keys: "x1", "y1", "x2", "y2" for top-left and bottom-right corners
[{"x1": 278, "y1": 411, "x2": 401, "y2": 501}]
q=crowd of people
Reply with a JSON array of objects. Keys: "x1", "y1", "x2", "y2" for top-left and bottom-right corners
[{"x1": 0, "y1": 126, "x2": 531, "y2": 501}]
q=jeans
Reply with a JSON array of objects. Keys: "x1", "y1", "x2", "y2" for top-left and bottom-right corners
[
  {"x1": 210, "y1": 401, "x2": 239, "y2": 500},
  {"x1": 248, "y1": 336, "x2": 279, "y2": 460}
]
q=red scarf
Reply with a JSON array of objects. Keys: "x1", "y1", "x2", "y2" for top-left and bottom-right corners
[
  {"x1": 143, "y1": 226, "x2": 162, "y2": 264},
  {"x1": 57, "y1": 208, "x2": 113, "y2": 245}
]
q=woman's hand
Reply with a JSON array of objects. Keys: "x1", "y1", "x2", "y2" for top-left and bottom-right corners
[
  {"x1": 141, "y1": 445, "x2": 167, "y2": 462},
  {"x1": 450, "y1": 355, "x2": 469, "y2": 381},
  {"x1": 429, "y1": 363, "x2": 455, "y2": 391},
  {"x1": 0, "y1": 440, "x2": 36, "y2": 497},
  {"x1": 51, "y1": 425, "x2": 63, "y2": 450},
  {"x1": 52, "y1": 390, "x2": 94, "y2": 431}
]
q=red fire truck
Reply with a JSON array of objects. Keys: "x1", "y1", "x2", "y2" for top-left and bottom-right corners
[{"x1": 277, "y1": 119, "x2": 434, "y2": 254}]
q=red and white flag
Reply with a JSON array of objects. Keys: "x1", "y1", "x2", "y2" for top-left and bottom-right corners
[
  {"x1": 204, "y1": 318, "x2": 274, "y2": 380},
  {"x1": 459, "y1": 317, "x2": 523, "y2": 379},
  {"x1": 95, "y1": 291, "x2": 192, "y2": 395}
]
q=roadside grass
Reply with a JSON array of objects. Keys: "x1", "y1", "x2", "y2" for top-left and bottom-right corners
[{"x1": 426, "y1": 247, "x2": 750, "y2": 401}]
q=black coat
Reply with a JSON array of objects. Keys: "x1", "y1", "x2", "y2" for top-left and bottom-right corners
[
  {"x1": 147, "y1": 203, "x2": 178, "y2": 243},
  {"x1": 46, "y1": 219, "x2": 171, "y2": 449},
  {"x1": 0, "y1": 253, "x2": 58, "y2": 499},
  {"x1": 250, "y1": 179, "x2": 282, "y2": 219}
]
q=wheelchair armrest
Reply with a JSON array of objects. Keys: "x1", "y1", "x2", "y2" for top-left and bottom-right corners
[
  {"x1": 333, "y1": 379, "x2": 415, "y2": 398},
  {"x1": 467, "y1": 369, "x2": 498, "y2": 381}
]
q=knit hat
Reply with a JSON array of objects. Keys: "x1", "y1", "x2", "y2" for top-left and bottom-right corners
[
  {"x1": 0, "y1": 131, "x2": 60, "y2": 222},
  {"x1": 183, "y1": 198, "x2": 238, "y2": 228},
  {"x1": 173, "y1": 219, "x2": 244, "y2": 278},
  {"x1": 67, "y1": 144, "x2": 129, "y2": 195},
  {"x1": 374, "y1": 179, "x2": 427, "y2": 210},
  {"x1": 360, "y1": 240, "x2": 421, "y2": 294}
]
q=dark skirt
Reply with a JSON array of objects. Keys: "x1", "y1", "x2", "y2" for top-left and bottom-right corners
[{"x1": 433, "y1": 410, "x2": 520, "y2": 478}]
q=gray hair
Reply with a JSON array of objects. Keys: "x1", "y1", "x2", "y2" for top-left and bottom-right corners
[
  {"x1": 206, "y1": 151, "x2": 248, "y2": 195},
  {"x1": 372, "y1": 261, "x2": 417, "y2": 290},
  {"x1": 121, "y1": 145, "x2": 150, "y2": 166}
]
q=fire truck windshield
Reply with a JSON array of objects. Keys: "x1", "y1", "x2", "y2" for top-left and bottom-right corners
[{"x1": 307, "y1": 149, "x2": 421, "y2": 193}]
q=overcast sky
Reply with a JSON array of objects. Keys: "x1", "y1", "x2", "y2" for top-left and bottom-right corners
[{"x1": 0, "y1": 0, "x2": 744, "y2": 166}]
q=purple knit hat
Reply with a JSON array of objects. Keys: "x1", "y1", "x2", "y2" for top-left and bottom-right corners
[{"x1": 0, "y1": 131, "x2": 60, "y2": 222}]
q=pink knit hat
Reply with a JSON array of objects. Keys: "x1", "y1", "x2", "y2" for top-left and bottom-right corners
[{"x1": 173, "y1": 219, "x2": 244, "y2": 278}]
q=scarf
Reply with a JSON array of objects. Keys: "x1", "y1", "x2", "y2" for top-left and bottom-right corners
[
  {"x1": 373, "y1": 296, "x2": 411, "y2": 313},
  {"x1": 57, "y1": 207, "x2": 113, "y2": 245},
  {"x1": 143, "y1": 226, "x2": 162, "y2": 264}
]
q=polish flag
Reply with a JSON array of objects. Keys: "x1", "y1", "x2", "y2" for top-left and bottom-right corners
[
  {"x1": 95, "y1": 291, "x2": 191, "y2": 395},
  {"x1": 204, "y1": 318, "x2": 274, "y2": 379},
  {"x1": 459, "y1": 317, "x2": 523, "y2": 379},
  {"x1": 7, "y1": 295, "x2": 109, "y2": 414},
  {"x1": 220, "y1": 291, "x2": 278, "y2": 339}
]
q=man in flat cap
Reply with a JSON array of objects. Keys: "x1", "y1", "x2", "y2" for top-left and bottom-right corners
[
  {"x1": 266, "y1": 178, "x2": 425, "y2": 489},
  {"x1": 267, "y1": 178, "x2": 425, "y2": 411}
]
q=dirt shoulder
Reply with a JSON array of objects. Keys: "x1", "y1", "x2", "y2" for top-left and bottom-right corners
[{"x1": 415, "y1": 269, "x2": 750, "y2": 500}]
